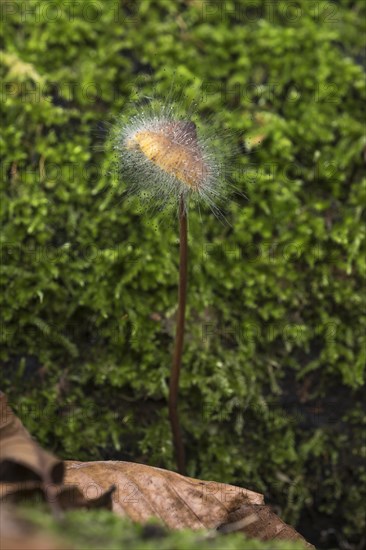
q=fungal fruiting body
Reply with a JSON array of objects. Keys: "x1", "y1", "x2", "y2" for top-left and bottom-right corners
[
  {"x1": 111, "y1": 98, "x2": 232, "y2": 219},
  {"x1": 126, "y1": 121, "x2": 208, "y2": 190},
  {"x1": 109, "y1": 94, "x2": 240, "y2": 474}
]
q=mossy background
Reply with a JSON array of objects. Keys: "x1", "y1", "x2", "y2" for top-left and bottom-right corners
[{"x1": 1, "y1": 1, "x2": 365, "y2": 549}]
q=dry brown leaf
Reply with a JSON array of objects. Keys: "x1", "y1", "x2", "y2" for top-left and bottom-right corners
[
  {"x1": 0, "y1": 392, "x2": 63, "y2": 483},
  {"x1": 65, "y1": 460, "x2": 314, "y2": 548},
  {"x1": 0, "y1": 393, "x2": 114, "y2": 512},
  {"x1": 0, "y1": 393, "x2": 313, "y2": 547}
]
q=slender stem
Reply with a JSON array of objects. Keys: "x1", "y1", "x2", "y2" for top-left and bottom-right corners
[{"x1": 169, "y1": 195, "x2": 187, "y2": 475}]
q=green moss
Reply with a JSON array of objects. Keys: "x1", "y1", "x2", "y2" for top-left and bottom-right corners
[
  {"x1": 18, "y1": 505, "x2": 307, "y2": 550},
  {"x1": 1, "y1": 1, "x2": 365, "y2": 548}
]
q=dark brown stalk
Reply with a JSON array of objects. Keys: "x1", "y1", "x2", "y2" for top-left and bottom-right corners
[{"x1": 169, "y1": 195, "x2": 188, "y2": 475}]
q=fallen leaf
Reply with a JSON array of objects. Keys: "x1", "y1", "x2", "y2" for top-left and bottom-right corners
[
  {"x1": 65, "y1": 460, "x2": 314, "y2": 548},
  {"x1": 0, "y1": 392, "x2": 63, "y2": 483},
  {"x1": 0, "y1": 393, "x2": 114, "y2": 512},
  {"x1": 0, "y1": 393, "x2": 314, "y2": 547}
]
